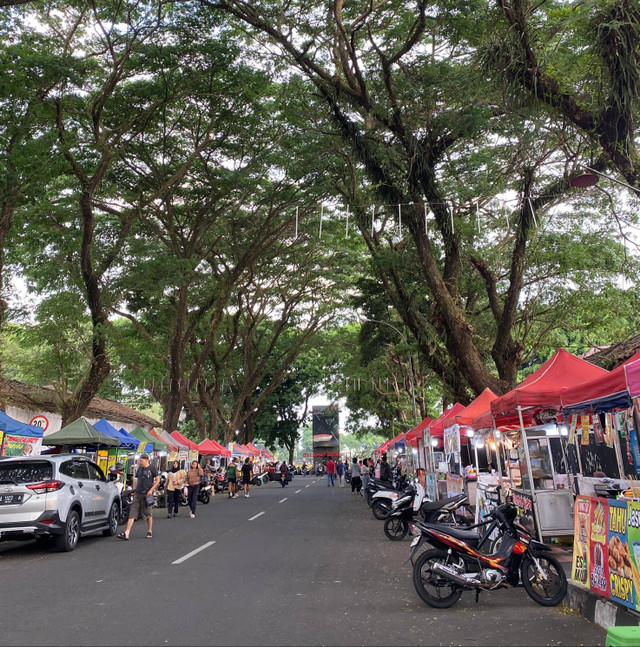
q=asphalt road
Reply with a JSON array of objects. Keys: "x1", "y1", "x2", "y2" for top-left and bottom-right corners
[{"x1": 0, "y1": 476, "x2": 605, "y2": 646}]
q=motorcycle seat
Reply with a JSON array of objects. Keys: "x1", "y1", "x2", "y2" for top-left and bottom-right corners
[
  {"x1": 421, "y1": 494, "x2": 465, "y2": 512},
  {"x1": 424, "y1": 522, "x2": 482, "y2": 546}
]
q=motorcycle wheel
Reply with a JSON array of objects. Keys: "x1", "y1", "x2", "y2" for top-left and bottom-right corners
[
  {"x1": 200, "y1": 493, "x2": 210, "y2": 505},
  {"x1": 520, "y1": 552, "x2": 567, "y2": 606},
  {"x1": 412, "y1": 549, "x2": 463, "y2": 608},
  {"x1": 371, "y1": 500, "x2": 390, "y2": 520},
  {"x1": 384, "y1": 517, "x2": 409, "y2": 541}
]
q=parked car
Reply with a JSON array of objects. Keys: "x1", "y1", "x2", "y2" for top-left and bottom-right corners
[{"x1": 0, "y1": 454, "x2": 121, "y2": 552}]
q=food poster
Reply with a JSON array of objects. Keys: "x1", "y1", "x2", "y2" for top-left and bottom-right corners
[
  {"x1": 2, "y1": 435, "x2": 42, "y2": 456},
  {"x1": 607, "y1": 499, "x2": 636, "y2": 609},
  {"x1": 626, "y1": 501, "x2": 640, "y2": 612},
  {"x1": 588, "y1": 498, "x2": 609, "y2": 596},
  {"x1": 572, "y1": 496, "x2": 591, "y2": 587}
]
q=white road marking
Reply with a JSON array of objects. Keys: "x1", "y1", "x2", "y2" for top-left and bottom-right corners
[
  {"x1": 248, "y1": 511, "x2": 265, "y2": 521},
  {"x1": 278, "y1": 498, "x2": 288, "y2": 504},
  {"x1": 295, "y1": 489, "x2": 302, "y2": 493},
  {"x1": 172, "y1": 541, "x2": 215, "y2": 565},
  {"x1": 305, "y1": 485, "x2": 310, "y2": 488}
]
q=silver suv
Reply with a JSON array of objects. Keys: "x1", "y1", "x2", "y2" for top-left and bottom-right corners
[{"x1": 0, "y1": 454, "x2": 120, "y2": 551}]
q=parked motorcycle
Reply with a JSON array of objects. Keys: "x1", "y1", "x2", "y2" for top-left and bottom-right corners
[
  {"x1": 119, "y1": 488, "x2": 135, "y2": 524},
  {"x1": 384, "y1": 486, "x2": 471, "y2": 538},
  {"x1": 408, "y1": 501, "x2": 567, "y2": 608}
]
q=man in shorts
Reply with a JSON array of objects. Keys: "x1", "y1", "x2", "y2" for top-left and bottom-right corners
[
  {"x1": 241, "y1": 457, "x2": 253, "y2": 498},
  {"x1": 227, "y1": 457, "x2": 239, "y2": 498},
  {"x1": 117, "y1": 454, "x2": 160, "y2": 540}
]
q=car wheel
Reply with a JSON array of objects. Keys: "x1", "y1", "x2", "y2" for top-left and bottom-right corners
[
  {"x1": 55, "y1": 510, "x2": 80, "y2": 552},
  {"x1": 103, "y1": 500, "x2": 119, "y2": 536}
]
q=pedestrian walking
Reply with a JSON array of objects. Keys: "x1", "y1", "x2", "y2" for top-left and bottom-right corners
[
  {"x1": 350, "y1": 457, "x2": 362, "y2": 494},
  {"x1": 166, "y1": 460, "x2": 185, "y2": 518},
  {"x1": 186, "y1": 460, "x2": 204, "y2": 518},
  {"x1": 241, "y1": 457, "x2": 254, "y2": 497},
  {"x1": 336, "y1": 459, "x2": 345, "y2": 487},
  {"x1": 227, "y1": 457, "x2": 239, "y2": 498},
  {"x1": 326, "y1": 457, "x2": 336, "y2": 486},
  {"x1": 117, "y1": 453, "x2": 160, "y2": 540}
]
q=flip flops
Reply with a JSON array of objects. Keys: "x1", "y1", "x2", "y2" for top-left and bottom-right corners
[{"x1": 117, "y1": 532, "x2": 129, "y2": 540}]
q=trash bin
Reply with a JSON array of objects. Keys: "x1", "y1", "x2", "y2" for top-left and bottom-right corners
[{"x1": 605, "y1": 626, "x2": 640, "y2": 647}]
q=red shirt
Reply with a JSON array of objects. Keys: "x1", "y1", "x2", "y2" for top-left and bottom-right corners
[{"x1": 326, "y1": 460, "x2": 336, "y2": 474}]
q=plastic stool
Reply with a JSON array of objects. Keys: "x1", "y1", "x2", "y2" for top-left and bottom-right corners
[{"x1": 605, "y1": 626, "x2": 640, "y2": 647}]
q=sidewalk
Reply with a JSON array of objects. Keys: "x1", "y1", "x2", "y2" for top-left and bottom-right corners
[{"x1": 549, "y1": 542, "x2": 640, "y2": 630}]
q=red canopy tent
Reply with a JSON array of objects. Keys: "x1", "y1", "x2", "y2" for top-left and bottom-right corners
[
  {"x1": 454, "y1": 388, "x2": 498, "y2": 427},
  {"x1": 150, "y1": 429, "x2": 178, "y2": 452},
  {"x1": 473, "y1": 348, "x2": 609, "y2": 430},
  {"x1": 430, "y1": 403, "x2": 466, "y2": 437},
  {"x1": 245, "y1": 442, "x2": 262, "y2": 455},
  {"x1": 198, "y1": 438, "x2": 231, "y2": 456},
  {"x1": 405, "y1": 416, "x2": 434, "y2": 447},
  {"x1": 560, "y1": 349, "x2": 640, "y2": 411},
  {"x1": 170, "y1": 430, "x2": 201, "y2": 452}
]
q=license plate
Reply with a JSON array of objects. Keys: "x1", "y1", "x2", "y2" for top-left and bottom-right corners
[{"x1": 0, "y1": 494, "x2": 23, "y2": 505}]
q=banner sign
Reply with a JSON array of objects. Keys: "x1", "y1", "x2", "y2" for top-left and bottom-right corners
[
  {"x1": 572, "y1": 495, "x2": 640, "y2": 610},
  {"x1": 446, "y1": 473, "x2": 464, "y2": 497},
  {"x1": 1, "y1": 435, "x2": 42, "y2": 457}
]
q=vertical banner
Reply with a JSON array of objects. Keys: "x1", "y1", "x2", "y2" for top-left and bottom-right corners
[
  {"x1": 572, "y1": 496, "x2": 591, "y2": 587},
  {"x1": 446, "y1": 473, "x2": 464, "y2": 497},
  {"x1": 607, "y1": 499, "x2": 635, "y2": 609},
  {"x1": 589, "y1": 498, "x2": 609, "y2": 597},
  {"x1": 626, "y1": 501, "x2": 640, "y2": 611}
]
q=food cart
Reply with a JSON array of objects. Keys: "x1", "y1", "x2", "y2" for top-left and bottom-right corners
[{"x1": 474, "y1": 349, "x2": 610, "y2": 541}]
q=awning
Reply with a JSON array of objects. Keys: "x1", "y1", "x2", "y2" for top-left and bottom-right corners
[
  {"x1": 42, "y1": 417, "x2": 120, "y2": 447},
  {"x1": 405, "y1": 416, "x2": 434, "y2": 445},
  {"x1": 429, "y1": 403, "x2": 466, "y2": 437},
  {"x1": 0, "y1": 410, "x2": 43, "y2": 438},
  {"x1": 561, "y1": 349, "x2": 640, "y2": 412},
  {"x1": 158, "y1": 430, "x2": 187, "y2": 451},
  {"x1": 150, "y1": 429, "x2": 176, "y2": 451},
  {"x1": 198, "y1": 438, "x2": 231, "y2": 456},
  {"x1": 170, "y1": 430, "x2": 201, "y2": 452},
  {"x1": 491, "y1": 348, "x2": 608, "y2": 418},
  {"x1": 130, "y1": 426, "x2": 167, "y2": 452},
  {"x1": 93, "y1": 418, "x2": 139, "y2": 449},
  {"x1": 453, "y1": 388, "x2": 498, "y2": 427}
]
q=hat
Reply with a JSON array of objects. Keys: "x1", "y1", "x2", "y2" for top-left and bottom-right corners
[{"x1": 140, "y1": 453, "x2": 150, "y2": 460}]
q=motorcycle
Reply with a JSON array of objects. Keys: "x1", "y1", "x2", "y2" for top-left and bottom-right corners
[
  {"x1": 408, "y1": 501, "x2": 567, "y2": 608},
  {"x1": 384, "y1": 485, "x2": 471, "y2": 538},
  {"x1": 213, "y1": 474, "x2": 228, "y2": 493},
  {"x1": 280, "y1": 471, "x2": 288, "y2": 487},
  {"x1": 369, "y1": 475, "x2": 412, "y2": 519},
  {"x1": 198, "y1": 480, "x2": 212, "y2": 504}
]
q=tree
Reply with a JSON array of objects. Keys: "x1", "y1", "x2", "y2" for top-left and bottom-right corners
[{"x1": 205, "y1": 0, "x2": 639, "y2": 402}]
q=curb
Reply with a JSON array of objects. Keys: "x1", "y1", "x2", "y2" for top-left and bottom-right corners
[{"x1": 566, "y1": 581, "x2": 640, "y2": 629}]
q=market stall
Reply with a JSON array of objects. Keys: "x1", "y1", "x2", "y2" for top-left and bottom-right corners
[
  {"x1": 475, "y1": 348, "x2": 609, "y2": 541},
  {"x1": 42, "y1": 418, "x2": 120, "y2": 459},
  {"x1": 92, "y1": 418, "x2": 139, "y2": 475},
  {"x1": 170, "y1": 430, "x2": 201, "y2": 465}
]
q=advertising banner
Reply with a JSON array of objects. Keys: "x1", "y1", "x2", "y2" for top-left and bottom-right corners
[
  {"x1": 511, "y1": 489, "x2": 537, "y2": 540},
  {"x1": 607, "y1": 498, "x2": 635, "y2": 609},
  {"x1": 2, "y1": 435, "x2": 42, "y2": 457},
  {"x1": 572, "y1": 496, "x2": 591, "y2": 588},
  {"x1": 446, "y1": 473, "x2": 464, "y2": 497},
  {"x1": 589, "y1": 498, "x2": 609, "y2": 597}
]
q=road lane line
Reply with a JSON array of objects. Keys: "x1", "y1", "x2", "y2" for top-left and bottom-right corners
[
  {"x1": 305, "y1": 485, "x2": 310, "y2": 488},
  {"x1": 248, "y1": 511, "x2": 265, "y2": 521},
  {"x1": 172, "y1": 541, "x2": 215, "y2": 565},
  {"x1": 295, "y1": 489, "x2": 302, "y2": 493},
  {"x1": 278, "y1": 498, "x2": 288, "y2": 504}
]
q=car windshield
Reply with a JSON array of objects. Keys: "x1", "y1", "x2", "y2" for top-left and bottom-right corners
[{"x1": 0, "y1": 461, "x2": 53, "y2": 484}]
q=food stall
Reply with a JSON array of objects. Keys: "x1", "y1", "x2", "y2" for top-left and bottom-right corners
[{"x1": 474, "y1": 349, "x2": 610, "y2": 541}]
